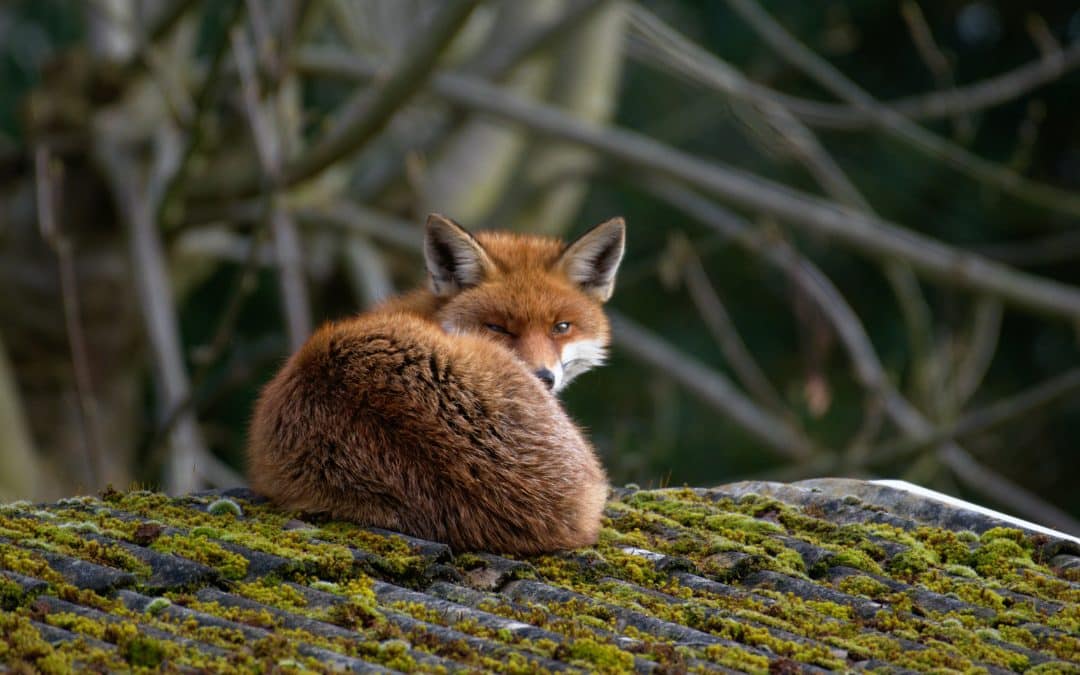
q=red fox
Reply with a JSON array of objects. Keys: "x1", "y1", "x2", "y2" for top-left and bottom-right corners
[{"x1": 247, "y1": 214, "x2": 625, "y2": 554}]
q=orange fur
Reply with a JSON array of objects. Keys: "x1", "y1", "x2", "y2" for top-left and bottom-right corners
[{"x1": 247, "y1": 216, "x2": 625, "y2": 553}]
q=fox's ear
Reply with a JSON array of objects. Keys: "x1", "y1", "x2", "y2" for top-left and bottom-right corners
[
  {"x1": 557, "y1": 217, "x2": 626, "y2": 302},
  {"x1": 424, "y1": 214, "x2": 495, "y2": 296}
]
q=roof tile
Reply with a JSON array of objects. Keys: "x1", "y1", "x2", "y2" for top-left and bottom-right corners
[{"x1": 1, "y1": 480, "x2": 1078, "y2": 672}]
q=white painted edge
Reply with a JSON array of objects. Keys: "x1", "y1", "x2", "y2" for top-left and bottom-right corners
[
  {"x1": 872, "y1": 479, "x2": 1080, "y2": 546},
  {"x1": 621, "y1": 546, "x2": 665, "y2": 561}
]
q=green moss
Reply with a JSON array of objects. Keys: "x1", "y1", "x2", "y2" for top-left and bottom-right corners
[
  {"x1": 326, "y1": 597, "x2": 382, "y2": 630},
  {"x1": 0, "y1": 576, "x2": 25, "y2": 610},
  {"x1": 207, "y1": 498, "x2": 243, "y2": 518},
  {"x1": 566, "y1": 637, "x2": 635, "y2": 672},
  {"x1": 123, "y1": 634, "x2": 166, "y2": 667},
  {"x1": 0, "y1": 517, "x2": 149, "y2": 578},
  {"x1": 888, "y1": 549, "x2": 932, "y2": 577},
  {"x1": 703, "y1": 513, "x2": 784, "y2": 536},
  {"x1": 145, "y1": 597, "x2": 172, "y2": 616},
  {"x1": 945, "y1": 563, "x2": 979, "y2": 579},
  {"x1": 914, "y1": 526, "x2": 971, "y2": 565},
  {"x1": 969, "y1": 538, "x2": 1034, "y2": 578},
  {"x1": 822, "y1": 548, "x2": 884, "y2": 576},
  {"x1": 234, "y1": 578, "x2": 309, "y2": 610},
  {"x1": 702, "y1": 643, "x2": 771, "y2": 672},
  {"x1": 152, "y1": 534, "x2": 249, "y2": 580},
  {"x1": 837, "y1": 574, "x2": 891, "y2": 599}
]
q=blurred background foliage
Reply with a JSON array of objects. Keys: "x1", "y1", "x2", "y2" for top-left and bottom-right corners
[{"x1": 1, "y1": 0, "x2": 1078, "y2": 533}]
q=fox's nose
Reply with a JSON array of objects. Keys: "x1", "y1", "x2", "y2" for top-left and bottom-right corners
[{"x1": 534, "y1": 368, "x2": 556, "y2": 390}]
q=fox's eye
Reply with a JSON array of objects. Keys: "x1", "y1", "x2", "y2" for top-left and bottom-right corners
[
  {"x1": 485, "y1": 323, "x2": 510, "y2": 335},
  {"x1": 553, "y1": 321, "x2": 572, "y2": 335}
]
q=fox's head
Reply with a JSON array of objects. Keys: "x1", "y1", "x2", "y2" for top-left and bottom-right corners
[{"x1": 424, "y1": 214, "x2": 626, "y2": 393}]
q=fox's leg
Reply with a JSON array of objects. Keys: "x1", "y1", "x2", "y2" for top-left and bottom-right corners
[{"x1": 247, "y1": 313, "x2": 608, "y2": 553}]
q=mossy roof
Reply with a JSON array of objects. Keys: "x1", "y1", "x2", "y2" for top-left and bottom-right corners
[{"x1": 1, "y1": 478, "x2": 1078, "y2": 673}]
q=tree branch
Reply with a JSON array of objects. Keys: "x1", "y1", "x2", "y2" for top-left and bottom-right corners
[
  {"x1": 34, "y1": 146, "x2": 104, "y2": 489},
  {"x1": 189, "y1": 0, "x2": 480, "y2": 201},
  {"x1": 627, "y1": 4, "x2": 934, "y2": 384},
  {"x1": 232, "y1": 24, "x2": 311, "y2": 350},
  {"x1": 784, "y1": 41, "x2": 1080, "y2": 129},
  {"x1": 97, "y1": 147, "x2": 209, "y2": 494},
  {"x1": 296, "y1": 48, "x2": 1080, "y2": 320},
  {"x1": 720, "y1": 0, "x2": 1080, "y2": 219},
  {"x1": 681, "y1": 246, "x2": 789, "y2": 417},
  {"x1": 650, "y1": 181, "x2": 1080, "y2": 533},
  {"x1": 610, "y1": 312, "x2": 816, "y2": 461},
  {"x1": 872, "y1": 367, "x2": 1080, "y2": 466}
]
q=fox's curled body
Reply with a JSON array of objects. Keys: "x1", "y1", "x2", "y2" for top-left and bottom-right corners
[{"x1": 248, "y1": 215, "x2": 625, "y2": 554}]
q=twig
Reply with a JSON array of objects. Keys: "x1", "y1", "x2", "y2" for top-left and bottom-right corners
[
  {"x1": 196, "y1": 447, "x2": 245, "y2": 488},
  {"x1": 842, "y1": 392, "x2": 886, "y2": 468},
  {"x1": 940, "y1": 445, "x2": 1080, "y2": 536},
  {"x1": 681, "y1": 246, "x2": 788, "y2": 417},
  {"x1": 34, "y1": 147, "x2": 104, "y2": 489},
  {"x1": 190, "y1": 0, "x2": 480, "y2": 201},
  {"x1": 627, "y1": 4, "x2": 934, "y2": 380},
  {"x1": 343, "y1": 235, "x2": 396, "y2": 308},
  {"x1": 872, "y1": 367, "x2": 1080, "y2": 465},
  {"x1": 975, "y1": 230, "x2": 1080, "y2": 267},
  {"x1": 157, "y1": 0, "x2": 246, "y2": 230},
  {"x1": 296, "y1": 49, "x2": 1080, "y2": 320},
  {"x1": 609, "y1": 312, "x2": 815, "y2": 460},
  {"x1": 97, "y1": 147, "x2": 209, "y2": 494},
  {"x1": 899, "y1": 0, "x2": 971, "y2": 140},
  {"x1": 652, "y1": 181, "x2": 1080, "y2": 533},
  {"x1": 949, "y1": 297, "x2": 1002, "y2": 411},
  {"x1": 146, "y1": 0, "x2": 200, "y2": 44},
  {"x1": 1025, "y1": 14, "x2": 1062, "y2": 59},
  {"x1": 777, "y1": 40, "x2": 1080, "y2": 128},
  {"x1": 292, "y1": 202, "x2": 423, "y2": 250},
  {"x1": 720, "y1": 0, "x2": 1080, "y2": 219},
  {"x1": 232, "y1": 24, "x2": 311, "y2": 350},
  {"x1": 900, "y1": 1, "x2": 953, "y2": 94},
  {"x1": 466, "y1": 0, "x2": 605, "y2": 79},
  {"x1": 145, "y1": 226, "x2": 267, "y2": 462},
  {"x1": 355, "y1": 0, "x2": 608, "y2": 203}
]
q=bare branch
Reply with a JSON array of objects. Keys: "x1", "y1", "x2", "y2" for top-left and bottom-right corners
[
  {"x1": 949, "y1": 297, "x2": 1002, "y2": 410},
  {"x1": 34, "y1": 147, "x2": 104, "y2": 489},
  {"x1": 465, "y1": 0, "x2": 605, "y2": 79},
  {"x1": 355, "y1": 0, "x2": 608, "y2": 204},
  {"x1": 97, "y1": 147, "x2": 209, "y2": 494},
  {"x1": 720, "y1": 0, "x2": 1080, "y2": 218},
  {"x1": 872, "y1": 367, "x2": 1080, "y2": 466},
  {"x1": 940, "y1": 445, "x2": 1080, "y2": 536},
  {"x1": 296, "y1": 49, "x2": 1080, "y2": 320},
  {"x1": 196, "y1": 447, "x2": 245, "y2": 488},
  {"x1": 899, "y1": 0, "x2": 971, "y2": 140},
  {"x1": 232, "y1": 24, "x2": 311, "y2": 350},
  {"x1": 975, "y1": 230, "x2": 1080, "y2": 267},
  {"x1": 1025, "y1": 14, "x2": 1062, "y2": 59},
  {"x1": 610, "y1": 312, "x2": 816, "y2": 461},
  {"x1": 343, "y1": 236, "x2": 396, "y2": 308},
  {"x1": 681, "y1": 246, "x2": 789, "y2": 417},
  {"x1": 628, "y1": 4, "x2": 934, "y2": 377},
  {"x1": 157, "y1": 0, "x2": 245, "y2": 230},
  {"x1": 778, "y1": 40, "x2": 1080, "y2": 128},
  {"x1": 190, "y1": 0, "x2": 480, "y2": 201},
  {"x1": 293, "y1": 202, "x2": 423, "y2": 250},
  {"x1": 146, "y1": 227, "x2": 266, "y2": 462},
  {"x1": 648, "y1": 181, "x2": 1080, "y2": 533}
]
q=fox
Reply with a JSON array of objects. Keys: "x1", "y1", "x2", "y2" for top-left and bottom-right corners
[{"x1": 247, "y1": 214, "x2": 626, "y2": 554}]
